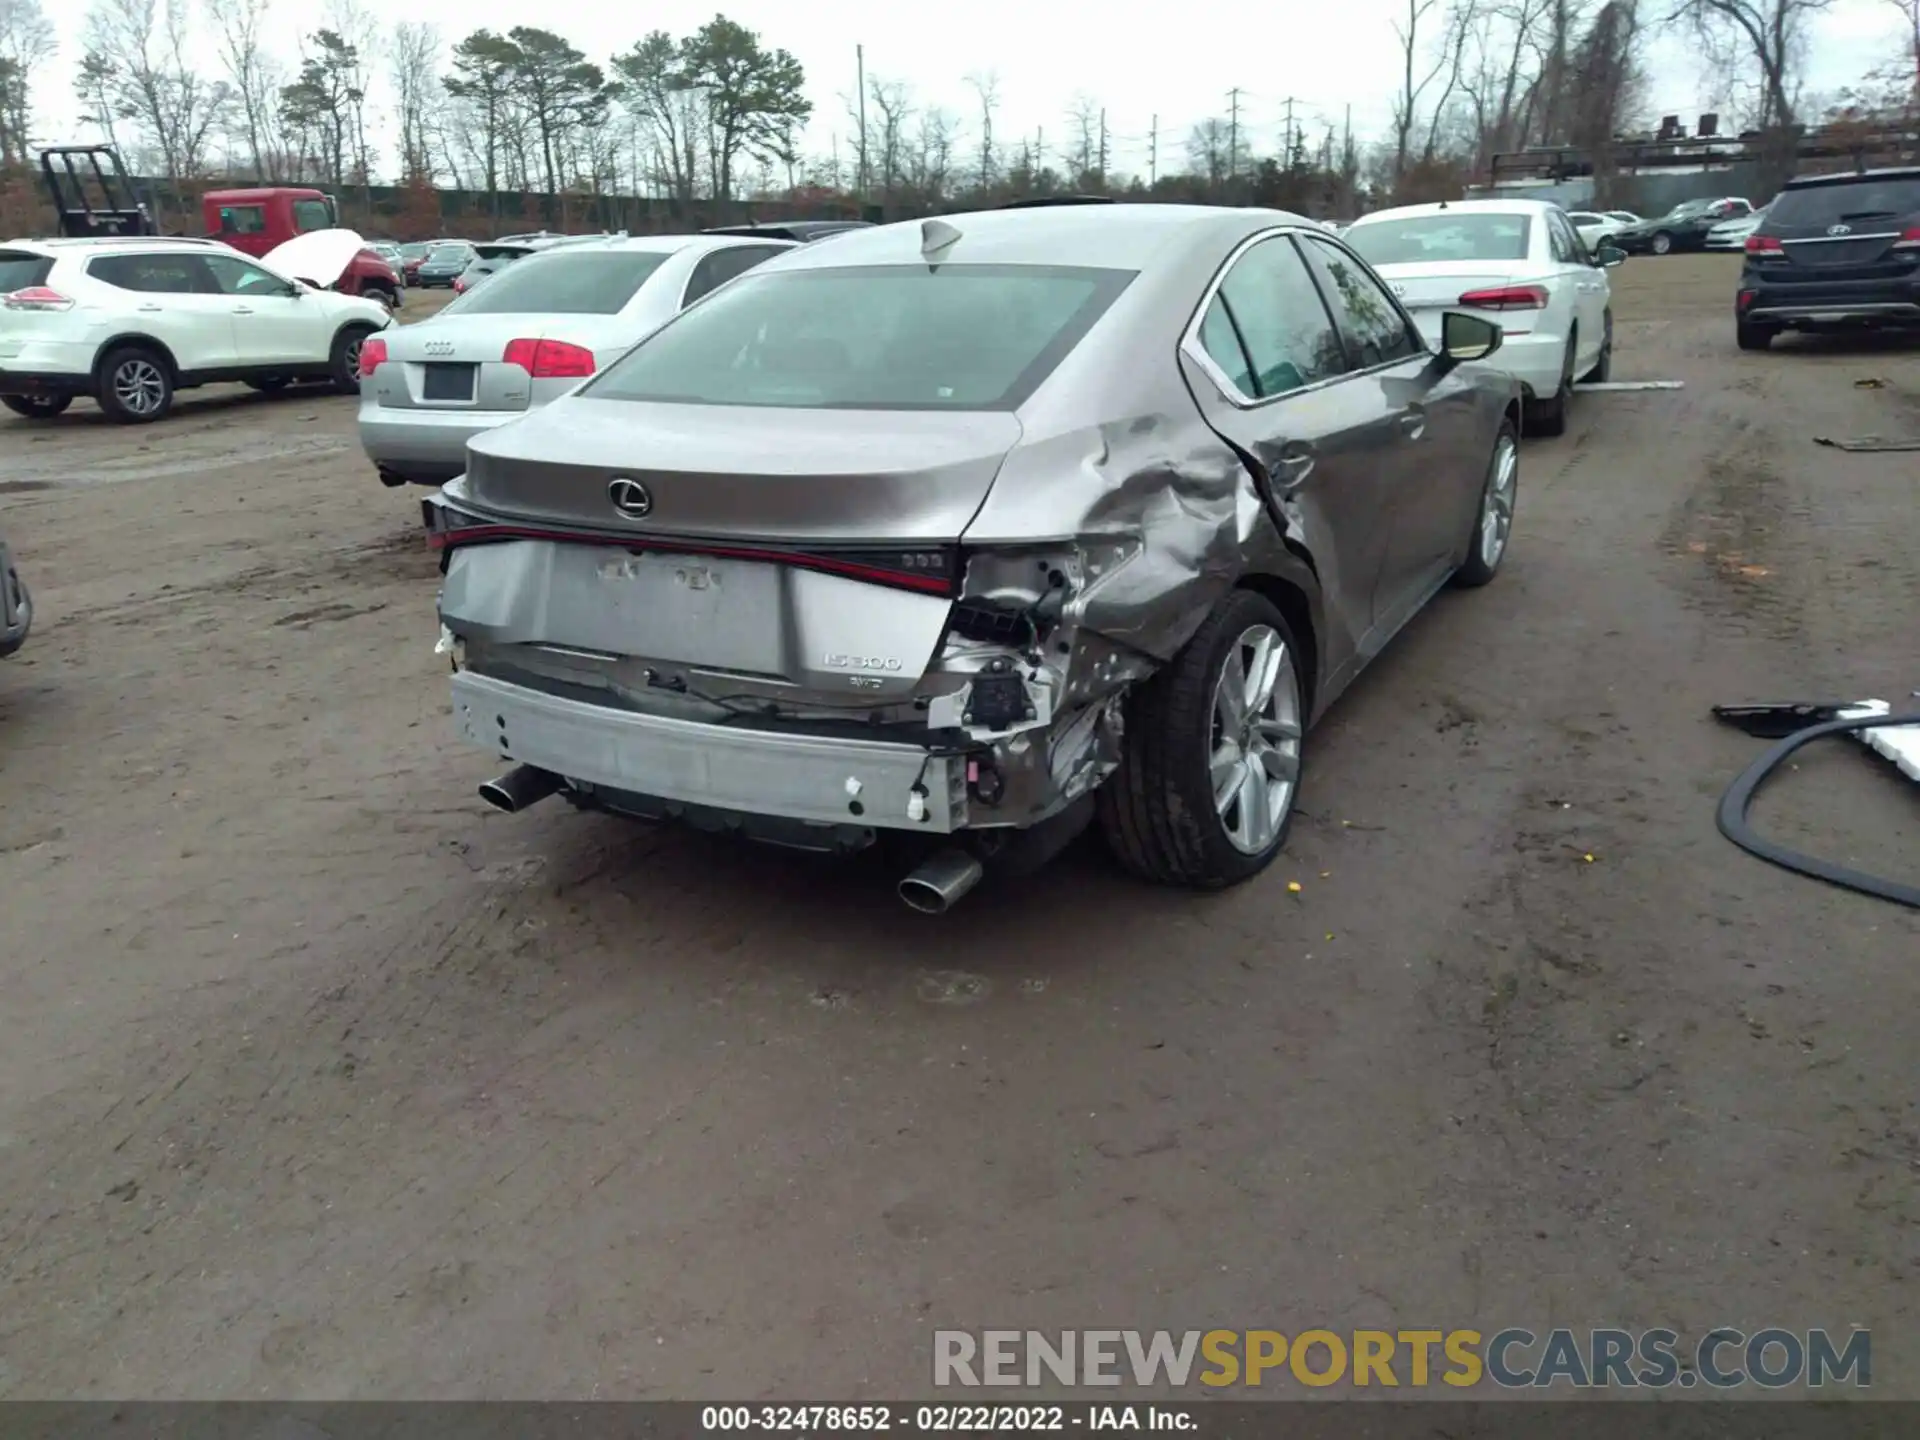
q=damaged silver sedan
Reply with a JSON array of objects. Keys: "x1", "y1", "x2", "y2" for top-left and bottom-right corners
[{"x1": 424, "y1": 204, "x2": 1523, "y2": 911}]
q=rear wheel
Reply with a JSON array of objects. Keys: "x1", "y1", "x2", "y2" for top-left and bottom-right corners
[
  {"x1": 1736, "y1": 320, "x2": 1775, "y2": 352},
  {"x1": 329, "y1": 324, "x2": 376, "y2": 395},
  {"x1": 1099, "y1": 589, "x2": 1306, "y2": 890},
  {"x1": 2, "y1": 394, "x2": 71, "y2": 420},
  {"x1": 1581, "y1": 311, "x2": 1613, "y2": 382},
  {"x1": 96, "y1": 345, "x2": 174, "y2": 424},
  {"x1": 1525, "y1": 332, "x2": 1576, "y2": 438},
  {"x1": 1649, "y1": 230, "x2": 1674, "y2": 256}
]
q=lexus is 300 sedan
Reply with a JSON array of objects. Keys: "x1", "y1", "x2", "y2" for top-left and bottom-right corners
[{"x1": 423, "y1": 204, "x2": 1524, "y2": 911}]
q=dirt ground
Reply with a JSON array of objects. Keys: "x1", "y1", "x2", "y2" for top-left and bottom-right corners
[{"x1": 0, "y1": 256, "x2": 1916, "y2": 1401}]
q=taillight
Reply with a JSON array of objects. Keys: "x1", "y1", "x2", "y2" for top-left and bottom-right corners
[
  {"x1": 358, "y1": 336, "x2": 388, "y2": 378},
  {"x1": 452, "y1": 277, "x2": 465, "y2": 293},
  {"x1": 502, "y1": 338, "x2": 596, "y2": 379},
  {"x1": 4, "y1": 286, "x2": 75, "y2": 312},
  {"x1": 1456, "y1": 285, "x2": 1548, "y2": 311},
  {"x1": 1893, "y1": 226, "x2": 1920, "y2": 252},
  {"x1": 1736, "y1": 289, "x2": 1756, "y2": 311},
  {"x1": 1744, "y1": 233, "x2": 1784, "y2": 256}
]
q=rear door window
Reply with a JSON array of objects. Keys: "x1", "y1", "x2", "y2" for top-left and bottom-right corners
[
  {"x1": 202, "y1": 254, "x2": 293, "y2": 297},
  {"x1": 1210, "y1": 235, "x2": 1348, "y2": 398},
  {"x1": 682, "y1": 245, "x2": 791, "y2": 306},
  {"x1": 1297, "y1": 236, "x2": 1425, "y2": 368},
  {"x1": 88, "y1": 253, "x2": 215, "y2": 293},
  {"x1": 0, "y1": 251, "x2": 52, "y2": 291},
  {"x1": 1768, "y1": 177, "x2": 1920, "y2": 228},
  {"x1": 441, "y1": 249, "x2": 673, "y2": 316}
]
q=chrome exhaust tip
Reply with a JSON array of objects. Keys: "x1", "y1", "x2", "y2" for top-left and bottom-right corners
[
  {"x1": 478, "y1": 764, "x2": 562, "y2": 814},
  {"x1": 898, "y1": 849, "x2": 985, "y2": 914}
]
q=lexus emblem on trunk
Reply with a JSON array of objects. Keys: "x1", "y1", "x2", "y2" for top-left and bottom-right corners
[
  {"x1": 1827, "y1": 223, "x2": 1852, "y2": 236},
  {"x1": 608, "y1": 477, "x2": 653, "y2": 519}
]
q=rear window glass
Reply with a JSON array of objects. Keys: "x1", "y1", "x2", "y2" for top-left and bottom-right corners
[
  {"x1": 1346, "y1": 214, "x2": 1532, "y2": 265},
  {"x1": 474, "y1": 244, "x2": 534, "y2": 261},
  {"x1": 584, "y1": 264, "x2": 1134, "y2": 412},
  {"x1": 441, "y1": 250, "x2": 669, "y2": 316},
  {"x1": 0, "y1": 251, "x2": 52, "y2": 291},
  {"x1": 1769, "y1": 176, "x2": 1920, "y2": 226}
]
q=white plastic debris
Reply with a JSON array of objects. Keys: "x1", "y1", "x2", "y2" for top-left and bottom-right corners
[
  {"x1": 1573, "y1": 380, "x2": 1685, "y2": 392},
  {"x1": 1837, "y1": 700, "x2": 1920, "y2": 783},
  {"x1": 844, "y1": 776, "x2": 864, "y2": 798},
  {"x1": 434, "y1": 625, "x2": 456, "y2": 655},
  {"x1": 906, "y1": 790, "x2": 928, "y2": 822}
]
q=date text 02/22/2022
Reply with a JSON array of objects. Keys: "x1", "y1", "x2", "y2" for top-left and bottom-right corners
[{"x1": 699, "y1": 1404, "x2": 1195, "y2": 1431}]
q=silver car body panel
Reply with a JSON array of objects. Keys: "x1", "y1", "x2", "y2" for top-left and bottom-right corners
[
  {"x1": 430, "y1": 204, "x2": 1519, "y2": 839},
  {"x1": 359, "y1": 234, "x2": 798, "y2": 481},
  {"x1": 0, "y1": 530, "x2": 30, "y2": 658}
]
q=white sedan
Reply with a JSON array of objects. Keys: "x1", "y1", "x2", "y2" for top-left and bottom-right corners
[
  {"x1": 1565, "y1": 210, "x2": 1624, "y2": 250},
  {"x1": 1342, "y1": 198, "x2": 1623, "y2": 437}
]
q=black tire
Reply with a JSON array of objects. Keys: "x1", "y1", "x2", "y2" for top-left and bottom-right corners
[
  {"x1": 246, "y1": 376, "x2": 291, "y2": 393},
  {"x1": 1452, "y1": 418, "x2": 1519, "y2": 589},
  {"x1": 365, "y1": 286, "x2": 398, "y2": 313},
  {"x1": 329, "y1": 324, "x2": 376, "y2": 395},
  {"x1": 95, "y1": 345, "x2": 174, "y2": 424},
  {"x1": 1098, "y1": 589, "x2": 1307, "y2": 890},
  {"x1": 1524, "y1": 332, "x2": 1575, "y2": 438},
  {"x1": 2, "y1": 394, "x2": 71, "y2": 420},
  {"x1": 1581, "y1": 311, "x2": 1612, "y2": 383},
  {"x1": 1649, "y1": 230, "x2": 1674, "y2": 256},
  {"x1": 1736, "y1": 320, "x2": 1775, "y2": 352}
]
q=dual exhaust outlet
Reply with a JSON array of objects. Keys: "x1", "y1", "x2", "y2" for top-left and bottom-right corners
[{"x1": 477, "y1": 764, "x2": 987, "y2": 913}]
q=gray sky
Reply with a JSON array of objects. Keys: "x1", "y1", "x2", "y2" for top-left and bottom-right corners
[{"x1": 38, "y1": 0, "x2": 1906, "y2": 177}]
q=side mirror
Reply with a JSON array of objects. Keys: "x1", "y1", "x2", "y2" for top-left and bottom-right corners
[
  {"x1": 293, "y1": 277, "x2": 319, "y2": 293},
  {"x1": 1594, "y1": 246, "x2": 1626, "y2": 268},
  {"x1": 1438, "y1": 311, "x2": 1503, "y2": 367}
]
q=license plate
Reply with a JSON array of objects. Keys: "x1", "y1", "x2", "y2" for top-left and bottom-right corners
[{"x1": 421, "y1": 363, "x2": 476, "y2": 402}]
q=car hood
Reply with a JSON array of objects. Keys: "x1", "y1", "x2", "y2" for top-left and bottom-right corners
[{"x1": 263, "y1": 228, "x2": 367, "y2": 288}]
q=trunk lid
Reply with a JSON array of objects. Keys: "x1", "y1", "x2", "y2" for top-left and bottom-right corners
[
  {"x1": 371, "y1": 313, "x2": 636, "y2": 414},
  {"x1": 1370, "y1": 262, "x2": 1541, "y2": 343},
  {"x1": 1762, "y1": 175, "x2": 1920, "y2": 277},
  {"x1": 461, "y1": 394, "x2": 1020, "y2": 543}
]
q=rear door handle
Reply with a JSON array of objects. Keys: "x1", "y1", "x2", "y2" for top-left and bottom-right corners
[
  {"x1": 232, "y1": 306, "x2": 254, "y2": 315},
  {"x1": 1399, "y1": 406, "x2": 1428, "y2": 440},
  {"x1": 136, "y1": 304, "x2": 162, "y2": 313}
]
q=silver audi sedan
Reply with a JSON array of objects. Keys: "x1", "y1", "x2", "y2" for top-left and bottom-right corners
[
  {"x1": 424, "y1": 204, "x2": 1523, "y2": 910},
  {"x1": 358, "y1": 233, "x2": 797, "y2": 486}
]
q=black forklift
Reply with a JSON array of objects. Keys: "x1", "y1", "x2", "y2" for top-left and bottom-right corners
[{"x1": 38, "y1": 145, "x2": 158, "y2": 238}]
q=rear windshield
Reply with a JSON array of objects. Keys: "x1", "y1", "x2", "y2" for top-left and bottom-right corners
[
  {"x1": 0, "y1": 251, "x2": 52, "y2": 291},
  {"x1": 1345, "y1": 213, "x2": 1533, "y2": 265},
  {"x1": 1769, "y1": 176, "x2": 1920, "y2": 227},
  {"x1": 441, "y1": 250, "x2": 670, "y2": 316},
  {"x1": 583, "y1": 264, "x2": 1134, "y2": 412},
  {"x1": 473, "y1": 244, "x2": 534, "y2": 261}
]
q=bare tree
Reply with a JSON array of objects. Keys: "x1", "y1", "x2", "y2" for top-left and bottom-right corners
[
  {"x1": 1667, "y1": 0, "x2": 1836, "y2": 130},
  {"x1": 1392, "y1": 0, "x2": 1458, "y2": 177},
  {"x1": 612, "y1": 30, "x2": 703, "y2": 204},
  {"x1": 0, "y1": 0, "x2": 55, "y2": 163},
  {"x1": 1883, "y1": 0, "x2": 1920, "y2": 104},
  {"x1": 1063, "y1": 94, "x2": 1101, "y2": 186},
  {"x1": 206, "y1": 0, "x2": 279, "y2": 178},
  {"x1": 866, "y1": 77, "x2": 913, "y2": 200},
  {"x1": 966, "y1": 70, "x2": 1000, "y2": 194},
  {"x1": 907, "y1": 106, "x2": 958, "y2": 203},
  {"x1": 82, "y1": 0, "x2": 233, "y2": 201},
  {"x1": 388, "y1": 21, "x2": 440, "y2": 180}
]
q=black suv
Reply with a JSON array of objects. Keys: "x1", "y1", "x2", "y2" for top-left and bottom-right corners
[{"x1": 1736, "y1": 166, "x2": 1920, "y2": 350}]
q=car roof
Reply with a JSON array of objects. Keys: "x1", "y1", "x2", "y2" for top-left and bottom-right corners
[
  {"x1": 767, "y1": 203, "x2": 1303, "y2": 273},
  {"x1": 702, "y1": 220, "x2": 871, "y2": 241},
  {"x1": 1350, "y1": 199, "x2": 1556, "y2": 224},
  {"x1": 1782, "y1": 165, "x2": 1920, "y2": 190},
  {"x1": 3, "y1": 236, "x2": 239, "y2": 258}
]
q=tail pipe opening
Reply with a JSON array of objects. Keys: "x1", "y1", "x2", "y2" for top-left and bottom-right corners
[
  {"x1": 898, "y1": 849, "x2": 985, "y2": 914},
  {"x1": 479, "y1": 764, "x2": 562, "y2": 814}
]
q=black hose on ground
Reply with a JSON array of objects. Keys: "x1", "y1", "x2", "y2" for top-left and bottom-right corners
[{"x1": 1714, "y1": 711, "x2": 1920, "y2": 910}]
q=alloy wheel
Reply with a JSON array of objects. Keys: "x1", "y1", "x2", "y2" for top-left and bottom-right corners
[
  {"x1": 342, "y1": 335, "x2": 365, "y2": 375},
  {"x1": 1480, "y1": 433, "x2": 1518, "y2": 569},
  {"x1": 112, "y1": 359, "x2": 166, "y2": 416},
  {"x1": 1209, "y1": 624, "x2": 1303, "y2": 855}
]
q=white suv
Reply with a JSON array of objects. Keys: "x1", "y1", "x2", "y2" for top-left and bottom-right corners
[{"x1": 0, "y1": 237, "x2": 392, "y2": 424}]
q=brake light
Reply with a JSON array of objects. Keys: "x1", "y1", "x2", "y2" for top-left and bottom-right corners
[
  {"x1": 1744, "y1": 233, "x2": 1784, "y2": 256},
  {"x1": 358, "y1": 336, "x2": 388, "y2": 378},
  {"x1": 1456, "y1": 285, "x2": 1548, "y2": 311},
  {"x1": 4, "y1": 286, "x2": 74, "y2": 312},
  {"x1": 452, "y1": 277, "x2": 466, "y2": 293},
  {"x1": 502, "y1": 338, "x2": 596, "y2": 379},
  {"x1": 1893, "y1": 225, "x2": 1920, "y2": 251}
]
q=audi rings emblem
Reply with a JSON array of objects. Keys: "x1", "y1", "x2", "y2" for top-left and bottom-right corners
[{"x1": 608, "y1": 477, "x2": 654, "y2": 519}]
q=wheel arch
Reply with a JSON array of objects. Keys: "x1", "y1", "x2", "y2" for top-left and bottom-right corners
[
  {"x1": 1234, "y1": 571, "x2": 1319, "y2": 719},
  {"x1": 92, "y1": 333, "x2": 180, "y2": 385}
]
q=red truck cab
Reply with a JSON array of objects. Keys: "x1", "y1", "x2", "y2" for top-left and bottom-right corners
[{"x1": 201, "y1": 188, "x2": 401, "y2": 307}]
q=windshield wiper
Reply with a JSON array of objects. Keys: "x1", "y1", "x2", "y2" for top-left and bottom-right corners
[{"x1": 1836, "y1": 210, "x2": 1897, "y2": 222}]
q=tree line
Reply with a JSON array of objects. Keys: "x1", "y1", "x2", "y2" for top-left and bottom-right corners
[{"x1": 0, "y1": 0, "x2": 1911, "y2": 231}]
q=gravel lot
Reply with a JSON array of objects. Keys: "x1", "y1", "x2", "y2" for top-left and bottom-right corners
[{"x1": 1, "y1": 255, "x2": 1916, "y2": 1399}]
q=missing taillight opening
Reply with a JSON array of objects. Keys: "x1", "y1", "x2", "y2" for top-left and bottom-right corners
[{"x1": 502, "y1": 338, "x2": 596, "y2": 379}]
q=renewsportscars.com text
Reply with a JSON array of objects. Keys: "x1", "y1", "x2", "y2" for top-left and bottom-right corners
[{"x1": 933, "y1": 1328, "x2": 1870, "y2": 1390}]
